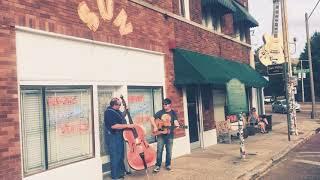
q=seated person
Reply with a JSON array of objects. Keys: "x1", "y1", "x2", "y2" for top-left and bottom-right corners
[
  {"x1": 248, "y1": 107, "x2": 268, "y2": 133},
  {"x1": 248, "y1": 107, "x2": 259, "y2": 126},
  {"x1": 259, "y1": 115, "x2": 269, "y2": 133}
]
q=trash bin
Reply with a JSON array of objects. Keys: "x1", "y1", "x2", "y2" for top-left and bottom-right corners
[{"x1": 261, "y1": 115, "x2": 272, "y2": 131}]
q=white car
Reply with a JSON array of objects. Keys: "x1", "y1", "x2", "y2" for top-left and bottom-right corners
[
  {"x1": 264, "y1": 96, "x2": 274, "y2": 104},
  {"x1": 271, "y1": 99, "x2": 301, "y2": 113}
]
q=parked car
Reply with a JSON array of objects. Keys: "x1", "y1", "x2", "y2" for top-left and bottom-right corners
[
  {"x1": 271, "y1": 99, "x2": 301, "y2": 113},
  {"x1": 264, "y1": 96, "x2": 275, "y2": 104}
]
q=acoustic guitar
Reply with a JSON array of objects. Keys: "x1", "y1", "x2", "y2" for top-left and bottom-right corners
[{"x1": 152, "y1": 118, "x2": 188, "y2": 136}]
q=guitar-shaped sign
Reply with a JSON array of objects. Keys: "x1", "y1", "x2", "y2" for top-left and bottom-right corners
[{"x1": 258, "y1": 0, "x2": 285, "y2": 66}]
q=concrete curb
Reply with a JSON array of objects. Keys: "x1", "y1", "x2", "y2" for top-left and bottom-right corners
[{"x1": 236, "y1": 130, "x2": 317, "y2": 180}]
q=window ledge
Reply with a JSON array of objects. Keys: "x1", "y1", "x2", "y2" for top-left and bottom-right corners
[{"x1": 129, "y1": 0, "x2": 252, "y2": 48}]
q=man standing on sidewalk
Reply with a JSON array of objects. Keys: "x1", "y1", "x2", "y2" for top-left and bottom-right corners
[
  {"x1": 153, "y1": 98, "x2": 180, "y2": 172},
  {"x1": 104, "y1": 97, "x2": 135, "y2": 180}
]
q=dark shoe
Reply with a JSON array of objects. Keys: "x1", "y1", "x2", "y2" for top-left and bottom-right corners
[
  {"x1": 153, "y1": 166, "x2": 160, "y2": 173},
  {"x1": 165, "y1": 166, "x2": 171, "y2": 171}
]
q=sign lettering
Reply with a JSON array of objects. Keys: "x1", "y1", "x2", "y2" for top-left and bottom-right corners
[
  {"x1": 78, "y1": 0, "x2": 133, "y2": 35},
  {"x1": 47, "y1": 96, "x2": 78, "y2": 106},
  {"x1": 128, "y1": 95, "x2": 144, "y2": 103}
]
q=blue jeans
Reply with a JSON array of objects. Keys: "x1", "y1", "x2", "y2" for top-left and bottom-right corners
[
  {"x1": 156, "y1": 135, "x2": 173, "y2": 167},
  {"x1": 105, "y1": 132, "x2": 125, "y2": 179}
]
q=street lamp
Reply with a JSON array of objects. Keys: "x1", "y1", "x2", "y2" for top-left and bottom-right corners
[{"x1": 305, "y1": 0, "x2": 319, "y2": 118}]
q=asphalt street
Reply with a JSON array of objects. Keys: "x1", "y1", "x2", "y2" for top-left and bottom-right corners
[
  {"x1": 259, "y1": 132, "x2": 320, "y2": 180},
  {"x1": 259, "y1": 103, "x2": 320, "y2": 180}
]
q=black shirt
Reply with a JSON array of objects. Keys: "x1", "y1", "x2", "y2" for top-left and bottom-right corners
[
  {"x1": 154, "y1": 109, "x2": 178, "y2": 138},
  {"x1": 104, "y1": 106, "x2": 126, "y2": 134}
]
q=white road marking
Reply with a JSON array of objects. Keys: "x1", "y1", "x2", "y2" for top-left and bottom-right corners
[
  {"x1": 298, "y1": 152, "x2": 320, "y2": 154},
  {"x1": 293, "y1": 159, "x2": 320, "y2": 166},
  {"x1": 296, "y1": 155, "x2": 320, "y2": 158}
]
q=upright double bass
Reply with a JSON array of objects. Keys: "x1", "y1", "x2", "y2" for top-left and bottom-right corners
[{"x1": 120, "y1": 95, "x2": 156, "y2": 170}]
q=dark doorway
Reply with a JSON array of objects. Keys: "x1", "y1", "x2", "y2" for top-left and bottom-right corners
[{"x1": 186, "y1": 87, "x2": 200, "y2": 148}]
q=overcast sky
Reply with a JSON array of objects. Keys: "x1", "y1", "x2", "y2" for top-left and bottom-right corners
[{"x1": 249, "y1": 0, "x2": 320, "y2": 58}]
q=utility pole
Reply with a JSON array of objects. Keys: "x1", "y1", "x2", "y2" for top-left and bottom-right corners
[
  {"x1": 305, "y1": 13, "x2": 316, "y2": 119},
  {"x1": 281, "y1": 0, "x2": 298, "y2": 139},
  {"x1": 300, "y1": 61, "x2": 305, "y2": 103}
]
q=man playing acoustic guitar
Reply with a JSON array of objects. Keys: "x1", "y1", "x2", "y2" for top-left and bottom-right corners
[{"x1": 151, "y1": 98, "x2": 180, "y2": 172}]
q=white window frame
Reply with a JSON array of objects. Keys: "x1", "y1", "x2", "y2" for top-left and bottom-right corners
[
  {"x1": 127, "y1": 86, "x2": 163, "y2": 143},
  {"x1": 20, "y1": 86, "x2": 94, "y2": 176},
  {"x1": 201, "y1": 8, "x2": 222, "y2": 32},
  {"x1": 179, "y1": 0, "x2": 190, "y2": 20},
  {"x1": 235, "y1": 24, "x2": 247, "y2": 42}
]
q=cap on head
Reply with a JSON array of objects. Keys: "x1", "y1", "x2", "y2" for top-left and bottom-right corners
[{"x1": 163, "y1": 98, "x2": 172, "y2": 105}]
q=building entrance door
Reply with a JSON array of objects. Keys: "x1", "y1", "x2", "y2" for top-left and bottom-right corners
[{"x1": 186, "y1": 87, "x2": 201, "y2": 149}]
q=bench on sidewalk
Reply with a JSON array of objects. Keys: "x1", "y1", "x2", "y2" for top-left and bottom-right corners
[
  {"x1": 216, "y1": 114, "x2": 272, "y2": 143},
  {"x1": 216, "y1": 115, "x2": 247, "y2": 143},
  {"x1": 216, "y1": 120, "x2": 232, "y2": 144}
]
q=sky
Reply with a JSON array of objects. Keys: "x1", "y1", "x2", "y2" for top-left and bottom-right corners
[{"x1": 249, "y1": 0, "x2": 320, "y2": 58}]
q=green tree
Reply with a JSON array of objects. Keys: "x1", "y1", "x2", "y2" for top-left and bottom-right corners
[{"x1": 299, "y1": 32, "x2": 320, "y2": 101}]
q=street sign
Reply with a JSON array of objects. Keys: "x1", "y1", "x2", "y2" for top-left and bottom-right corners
[
  {"x1": 293, "y1": 68, "x2": 310, "y2": 74},
  {"x1": 267, "y1": 64, "x2": 283, "y2": 75}
]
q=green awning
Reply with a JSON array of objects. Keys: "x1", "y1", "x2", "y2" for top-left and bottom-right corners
[
  {"x1": 202, "y1": 0, "x2": 236, "y2": 13},
  {"x1": 232, "y1": 0, "x2": 259, "y2": 27},
  {"x1": 173, "y1": 48, "x2": 268, "y2": 88}
]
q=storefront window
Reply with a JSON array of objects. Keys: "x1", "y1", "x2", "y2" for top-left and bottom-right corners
[
  {"x1": 128, "y1": 87, "x2": 162, "y2": 143},
  {"x1": 20, "y1": 89, "x2": 46, "y2": 174},
  {"x1": 20, "y1": 86, "x2": 94, "y2": 175}
]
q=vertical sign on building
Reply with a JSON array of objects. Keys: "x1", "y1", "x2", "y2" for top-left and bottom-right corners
[{"x1": 226, "y1": 79, "x2": 248, "y2": 114}]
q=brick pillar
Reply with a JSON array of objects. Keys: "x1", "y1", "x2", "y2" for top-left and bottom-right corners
[{"x1": 0, "y1": 23, "x2": 22, "y2": 180}]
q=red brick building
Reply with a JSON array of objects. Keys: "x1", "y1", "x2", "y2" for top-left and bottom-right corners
[{"x1": 0, "y1": 0, "x2": 265, "y2": 179}]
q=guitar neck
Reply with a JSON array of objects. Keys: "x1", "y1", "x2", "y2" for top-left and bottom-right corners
[
  {"x1": 158, "y1": 125, "x2": 188, "y2": 130},
  {"x1": 272, "y1": 0, "x2": 280, "y2": 38}
]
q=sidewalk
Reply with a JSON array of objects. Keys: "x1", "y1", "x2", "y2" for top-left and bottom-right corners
[{"x1": 107, "y1": 114, "x2": 320, "y2": 180}]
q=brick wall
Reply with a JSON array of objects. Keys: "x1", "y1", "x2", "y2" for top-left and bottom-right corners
[
  {"x1": 0, "y1": 2, "x2": 21, "y2": 179},
  {"x1": 143, "y1": 0, "x2": 173, "y2": 12},
  {"x1": 0, "y1": 0, "x2": 184, "y2": 179},
  {"x1": 189, "y1": 0, "x2": 202, "y2": 24},
  {"x1": 174, "y1": 20, "x2": 250, "y2": 63},
  {"x1": 0, "y1": 0, "x2": 255, "y2": 178},
  {"x1": 172, "y1": 1, "x2": 252, "y2": 131},
  {"x1": 221, "y1": 14, "x2": 234, "y2": 36}
]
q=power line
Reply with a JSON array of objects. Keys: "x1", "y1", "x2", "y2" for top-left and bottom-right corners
[{"x1": 308, "y1": 0, "x2": 320, "y2": 19}]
